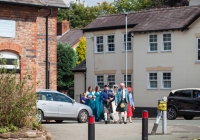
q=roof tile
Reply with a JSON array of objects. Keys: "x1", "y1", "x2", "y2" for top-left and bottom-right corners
[{"x1": 83, "y1": 6, "x2": 200, "y2": 33}]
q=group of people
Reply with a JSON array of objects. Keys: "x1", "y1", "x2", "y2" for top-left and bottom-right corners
[{"x1": 81, "y1": 83, "x2": 135, "y2": 124}]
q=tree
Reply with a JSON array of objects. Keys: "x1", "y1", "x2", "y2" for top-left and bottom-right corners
[
  {"x1": 57, "y1": 2, "x2": 116, "y2": 29},
  {"x1": 57, "y1": 42, "x2": 77, "y2": 90},
  {"x1": 76, "y1": 37, "x2": 86, "y2": 65}
]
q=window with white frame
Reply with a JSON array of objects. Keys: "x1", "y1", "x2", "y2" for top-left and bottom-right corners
[
  {"x1": 107, "y1": 75, "x2": 115, "y2": 89},
  {"x1": 149, "y1": 34, "x2": 157, "y2": 52},
  {"x1": 162, "y1": 72, "x2": 171, "y2": 89},
  {"x1": 123, "y1": 74, "x2": 132, "y2": 87},
  {"x1": 162, "y1": 33, "x2": 171, "y2": 51},
  {"x1": 123, "y1": 33, "x2": 132, "y2": 51},
  {"x1": 107, "y1": 35, "x2": 115, "y2": 52},
  {"x1": 95, "y1": 36, "x2": 103, "y2": 53},
  {"x1": 96, "y1": 75, "x2": 104, "y2": 89},
  {"x1": 0, "y1": 51, "x2": 20, "y2": 71},
  {"x1": 148, "y1": 73, "x2": 157, "y2": 89},
  {"x1": 197, "y1": 39, "x2": 200, "y2": 61}
]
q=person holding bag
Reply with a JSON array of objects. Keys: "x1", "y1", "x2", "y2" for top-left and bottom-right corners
[{"x1": 115, "y1": 83, "x2": 129, "y2": 124}]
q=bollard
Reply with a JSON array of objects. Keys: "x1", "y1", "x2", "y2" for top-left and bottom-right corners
[
  {"x1": 142, "y1": 110, "x2": 148, "y2": 140},
  {"x1": 88, "y1": 115, "x2": 95, "y2": 140},
  {"x1": 162, "y1": 97, "x2": 167, "y2": 134},
  {"x1": 151, "y1": 110, "x2": 162, "y2": 135}
]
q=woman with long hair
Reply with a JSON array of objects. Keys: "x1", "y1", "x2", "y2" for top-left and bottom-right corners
[
  {"x1": 85, "y1": 86, "x2": 95, "y2": 112},
  {"x1": 111, "y1": 85, "x2": 119, "y2": 123},
  {"x1": 94, "y1": 86, "x2": 104, "y2": 121}
]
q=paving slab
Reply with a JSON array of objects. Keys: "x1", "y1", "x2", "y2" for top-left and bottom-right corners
[{"x1": 43, "y1": 119, "x2": 200, "y2": 140}]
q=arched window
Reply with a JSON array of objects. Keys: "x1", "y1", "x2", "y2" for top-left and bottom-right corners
[{"x1": 0, "y1": 51, "x2": 20, "y2": 72}]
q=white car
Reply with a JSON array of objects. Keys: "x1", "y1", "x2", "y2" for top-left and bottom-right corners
[{"x1": 36, "y1": 89, "x2": 93, "y2": 123}]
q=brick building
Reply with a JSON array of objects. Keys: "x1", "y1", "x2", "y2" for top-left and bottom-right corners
[{"x1": 0, "y1": 0, "x2": 67, "y2": 90}]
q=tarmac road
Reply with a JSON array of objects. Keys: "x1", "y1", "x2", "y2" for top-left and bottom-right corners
[{"x1": 43, "y1": 118, "x2": 200, "y2": 140}]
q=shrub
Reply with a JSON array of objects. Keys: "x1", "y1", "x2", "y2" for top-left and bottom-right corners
[{"x1": 0, "y1": 57, "x2": 37, "y2": 129}]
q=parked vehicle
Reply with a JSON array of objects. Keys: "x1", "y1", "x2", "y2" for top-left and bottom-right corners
[
  {"x1": 36, "y1": 89, "x2": 93, "y2": 123},
  {"x1": 167, "y1": 88, "x2": 200, "y2": 120}
]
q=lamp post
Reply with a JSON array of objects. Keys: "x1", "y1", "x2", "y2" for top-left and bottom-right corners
[{"x1": 124, "y1": 13, "x2": 128, "y2": 87}]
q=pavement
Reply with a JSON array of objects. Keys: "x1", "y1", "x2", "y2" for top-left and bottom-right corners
[{"x1": 43, "y1": 118, "x2": 200, "y2": 140}]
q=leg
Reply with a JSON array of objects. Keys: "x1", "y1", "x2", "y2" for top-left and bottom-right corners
[
  {"x1": 118, "y1": 112, "x2": 122, "y2": 124},
  {"x1": 124, "y1": 111, "x2": 127, "y2": 124}
]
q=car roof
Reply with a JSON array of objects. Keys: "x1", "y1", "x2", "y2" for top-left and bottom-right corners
[{"x1": 171, "y1": 88, "x2": 200, "y2": 93}]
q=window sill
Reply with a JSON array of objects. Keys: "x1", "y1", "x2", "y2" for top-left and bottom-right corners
[
  {"x1": 195, "y1": 61, "x2": 200, "y2": 64},
  {"x1": 161, "y1": 51, "x2": 172, "y2": 53},
  {"x1": 161, "y1": 88, "x2": 172, "y2": 90},
  {"x1": 147, "y1": 51, "x2": 158, "y2": 53},
  {"x1": 147, "y1": 88, "x2": 158, "y2": 90},
  {"x1": 122, "y1": 50, "x2": 132, "y2": 53}
]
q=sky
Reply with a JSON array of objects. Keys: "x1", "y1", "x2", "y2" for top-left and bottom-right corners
[{"x1": 63, "y1": 0, "x2": 114, "y2": 7}]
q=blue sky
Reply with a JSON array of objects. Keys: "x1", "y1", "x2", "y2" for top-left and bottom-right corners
[
  {"x1": 63, "y1": 0, "x2": 114, "y2": 7},
  {"x1": 84, "y1": 0, "x2": 114, "y2": 6}
]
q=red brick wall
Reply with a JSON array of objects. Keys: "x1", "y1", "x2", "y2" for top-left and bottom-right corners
[{"x1": 0, "y1": 3, "x2": 58, "y2": 90}]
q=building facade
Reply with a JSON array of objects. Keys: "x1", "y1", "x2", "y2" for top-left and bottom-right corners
[
  {"x1": 83, "y1": 4, "x2": 200, "y2": 116},
  {"x1": 0, "y1": 0, "x2": 67, "y2": 90}
]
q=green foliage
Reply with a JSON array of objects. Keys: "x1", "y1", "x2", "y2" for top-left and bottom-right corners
[
  {"x1": 0, "y1": 127, "x2": 9, "y2": 134},
  {"x1": 0, "y1": 57, "x2": 36, "y2": 132},
  {"x1": 57, "y1": 42, "x2": 77, "y2": 90},
  {"x1": 76, "y1": 37, "x2": 86, "y2": 65},
  {"x1": 57, "y1": 2, "x2": 116, "y2": 29}
]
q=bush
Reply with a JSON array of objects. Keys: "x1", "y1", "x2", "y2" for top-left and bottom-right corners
[{"x1": 0, "y1": 57, "x2": 37, "y2": 130}]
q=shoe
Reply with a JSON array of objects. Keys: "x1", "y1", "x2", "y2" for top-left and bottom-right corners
[
  {"x1": 124, "y1": 122, "x2": 127, "y2": 124},
  {"x1": 119, "y1": 121, "x2": 122, "y2": 124},
  {"x1": 105, "y1": 121, "x2": 108, "y2": 124}
]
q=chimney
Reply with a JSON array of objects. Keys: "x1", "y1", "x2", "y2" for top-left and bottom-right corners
[
  {"x1": 189, "y1": 0, "x2": 200, "y2": 6},
  {"x1": 57, "y1": 20, "x2": 70, "y2": 36}
]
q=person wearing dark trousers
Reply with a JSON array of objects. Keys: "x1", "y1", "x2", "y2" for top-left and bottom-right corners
[
  {"x1": 101, "y1": 85, "x2": 115, "y2": 124},
  {"x1": 115, "y1": 83, "x2": 129, "y2": 124}
]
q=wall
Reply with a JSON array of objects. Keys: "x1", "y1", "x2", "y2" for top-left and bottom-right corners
[
  {"x1": 74, "y1": 72, "x2": 85, "y2": 102},
  {"x1": 86, "y1": 29, "x2": 133, "y2": 89},
  {"x1": 0, "y1": 3, "x2": 57, "y2": 90},
  {"x1": 133, "y1": 18, "x2": 200, "y2": 108},
  {"x1": 189, "y1": 0, "x2": 200, "y2": 6}
]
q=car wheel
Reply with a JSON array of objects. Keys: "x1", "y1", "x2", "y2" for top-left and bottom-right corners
[
  {"x1": 55, "y1": 120, "x2": 63, "y2": 123},
  {"x1": 183, "y1": 115, "x2": 194, "y2": 120},
  {"x1": 167, "y1": 106, "x2": 177, "y2": 120},
  {"x1": 78, "y1": 110, "x2": 88, "y2": 123},
  {"x1": 36, "y1": 110, "x2": 43, "y2": 123}
]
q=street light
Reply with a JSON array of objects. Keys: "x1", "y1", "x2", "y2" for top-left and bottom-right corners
[{"x1": 123, "y1": 13, "x2": 128, "y2": 87}]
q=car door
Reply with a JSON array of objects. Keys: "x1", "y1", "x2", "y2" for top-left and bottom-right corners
[
  {"x1": 177, "y1": 90, "x2": 193, "y2": 112},
  {"x1": 55, "y1": 93, "x2": 76, "y2": 118},
  {"x1": 191, "y1": 90, "x2": 200, "y2": 113},
  {"x1": 37, "y1": 92, "x2": 59, "y2": 117}
]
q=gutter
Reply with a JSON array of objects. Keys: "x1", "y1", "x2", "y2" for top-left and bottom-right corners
[
  {"x1": 82, "y1": 24, "x2": 137, "y2": 33},
  {"x1": 0, "y1": 1, "x2": 68, "y2": 8},
  {"x1": 45, "y1": 8, "x2": 52, "y2": 89}
]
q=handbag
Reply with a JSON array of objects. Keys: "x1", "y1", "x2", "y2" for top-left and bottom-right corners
[{"x1": 120, "y1": 102, "x2": 125, "y2": 108}]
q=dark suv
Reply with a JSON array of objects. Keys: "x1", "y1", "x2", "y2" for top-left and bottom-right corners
[{"x1": 167, "y1": 88, "x2": 200, "y2": 120}]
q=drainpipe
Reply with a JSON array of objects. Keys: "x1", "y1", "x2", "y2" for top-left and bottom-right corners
[
  {"x1": 85, "y1": 68, "x2": 87, "y2": 92},
  {"x1": 46, "y1": 8, "x2": 52, "y2": 89}
]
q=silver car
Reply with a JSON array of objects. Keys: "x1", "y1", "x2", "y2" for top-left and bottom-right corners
[{"x1": 36, "y1": 89, "x2": 92, "y2": 123}]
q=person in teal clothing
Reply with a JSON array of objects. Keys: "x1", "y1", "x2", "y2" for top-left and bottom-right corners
[
  {"x1": 85, "y1": 86, "x2": 96, "y2": 113},
  {"x1": 94, "y1": 86, "x2": 104, "y2": 121}
]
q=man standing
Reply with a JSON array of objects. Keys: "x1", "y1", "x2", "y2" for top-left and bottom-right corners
[
  {"x1": 101, "y1": 85, "x2": 115, "y2": 124},
  {"x1": 115, "y1": 83, "x2": 129, "y2": 124}
]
